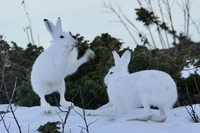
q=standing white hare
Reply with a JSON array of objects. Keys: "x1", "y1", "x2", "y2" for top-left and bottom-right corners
[
  {"x1": 31, "y1": 17, "x2": 95, "y2": 113},
  {"x1": 88, "y1": 50, "x2": 177, "y2": 122}
]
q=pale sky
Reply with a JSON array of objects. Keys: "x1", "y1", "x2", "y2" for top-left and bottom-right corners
[{"x1": 1, "y1": 0, "x2": 200, "y2": 49}]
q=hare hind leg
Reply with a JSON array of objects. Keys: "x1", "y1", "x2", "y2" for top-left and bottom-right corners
[
  {"x1": 128, "y1": 102, "x2": 152, "y2": 121},
  {"x1": 58, "y1": 80, "x2": 74, "y2": 109},
  {"x1": 150, "y1": 108, "x2": 166, "y2": 122},
  {"x1": 40, "y1": 95, "x2": 52, "y2": 113},
  {"x1": 59, "y1": 92, "x2": 74, "y2": 109}
]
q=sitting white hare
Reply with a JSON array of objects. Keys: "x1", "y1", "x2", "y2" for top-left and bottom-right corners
[
  {"x1": 31, "y1": 17, "x2": 95, "y2": 113},
  {"x1": 88, "y1": 50, "x2": 177, "y2": 122}
]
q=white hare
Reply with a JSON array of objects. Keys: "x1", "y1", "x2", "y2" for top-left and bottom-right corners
[
  {"x1": 31, "y1": 17, "x2": 95, "y2": 113},
  {"x1": 88, "y1": 50, "x2": 177, "y2": 122}
]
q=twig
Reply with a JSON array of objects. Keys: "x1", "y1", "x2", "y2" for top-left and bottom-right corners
[
  {"x1": 2, "y1": 77, "x2": 22, "y2": 132},
  {"x1": 157, "y1": 0, "x2": 170, "y2": 48},
  {"x1": 73, "y1": 108, "x2": 97, "y2": 133},
  {"x1": 184, "y1": 83, "x2": 200, "y2": 123},
  {"x1": 0, "y1": 41, "x2": 22, "y2": 132},
  {"x1": 22, "y1": 0, "x2": 35, "y2": 45},
  {"x1": 163, "y1": 0, "x2": 177, "y2": 45},
  {"x1": 56, "y1": 106, "x2": 72, "y2": 133},
  {"x1": 73, "y1": 89, "x2": 97, "y2": 133},
  {"x1": 0, "y1": 114, "x2": 10, "y2": 133},
  {"x1": 8, "y1": 77, "x2": 22, "y2": 132},
  {"x1": 102, "y1": 1, "x2": 138, "y2": 45}
]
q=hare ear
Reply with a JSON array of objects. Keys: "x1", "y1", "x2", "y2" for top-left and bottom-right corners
[
  {"x1": 112, "y1": 50, "x2": 120, "y2": 66},
  {"x1": 56, "y1": 17, "x2": 62, "y2": 31},
  {"x1": 120, "y1": 50, "x2": 131, "y2": 66},
  {"x1": 44, "y1": 19, "x2": 57, "y2": 37}
]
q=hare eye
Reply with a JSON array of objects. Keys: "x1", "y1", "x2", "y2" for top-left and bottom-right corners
[
  {"x1": 110, "y1": 72, "x2": 113, "y2": 74},
  {"x1": 60, "y1": 35, "x2": 64, "y2": 38}
]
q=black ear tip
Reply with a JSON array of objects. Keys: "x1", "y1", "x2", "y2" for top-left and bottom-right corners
[{"x1": 44, "y1": 19, "x2": 48, "y2": 21}]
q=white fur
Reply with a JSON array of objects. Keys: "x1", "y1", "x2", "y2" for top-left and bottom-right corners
[
  {"x1": 88, "y1": 50, "x2": 177, "y2": 122},
  {"x1": 31, "y1": 17, "x2": 95, "y2": 113}
]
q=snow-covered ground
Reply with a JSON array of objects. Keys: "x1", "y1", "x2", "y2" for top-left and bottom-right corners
[
  {"x1": 1, "y1": 60, "x2": 200, "y2": 133},
  {"x1": 0, "y1": 104, "x2": 200, "y2": 133}
]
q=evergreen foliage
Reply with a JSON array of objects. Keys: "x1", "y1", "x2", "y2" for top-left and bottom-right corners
[
  {"x1": 37, "y1": 121, "x2": 61, "y2": 133},
  {"x1": 66, "y1": 33, "x2": 122, "y2": 109},
  {"x1": 0, "y1": 32, "x2": 200, "y2": 109}
]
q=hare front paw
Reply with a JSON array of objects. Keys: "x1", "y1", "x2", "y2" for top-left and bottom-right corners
[
  {"x1": 45, "y1": 109, "x2": 52, "y2": 114},
  {"x1": 60, "y1": 101, "x2": 74, "y2": 109},
  {"x1": 127, "y1": 114, "x2": 152, "y2": 121},
  {"x1": 86, "y1": 111, "x2": 99, "y2": 116},
  {"x1": 41, "y1": 103, "x2": 52, "y2": 114},
  {"x1": 85, "y1": 49, "x2": 95, "y2": 61},
  {"x1": 86, "y1": 109, "x2": 106, "y2": 116}
]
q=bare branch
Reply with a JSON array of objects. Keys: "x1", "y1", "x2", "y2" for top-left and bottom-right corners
[
  {"x1": 8, "y1": 77, "x2": 22, "y2": 133},
  {"x1": 102, "y1": 1, "x2": 138, "y2": 45},
  {"x1": 184, "y1": 83, "x2": 200, "y2": 123},
  {"x1": 190, "y1": 17, "x2": 200, "y2": 38},
  {"x1": 56, "y1": 106, "x2": 72, "y2": 133},
  {"x1": 158, "y1": 0, "x2": 170, "y2": 48},
  {"x1": 163, "y1": 0, "x2": 177, "y2": 45},
  {"x1": 0, "y1": 114, "x2": 10, "y2": 133},
  {"x1": 22, "y1": 0, "x2": 35, "y2": 45},
  {"x1": 0, "y1": 43, "x2": 22, "y2": 132},
  {"x1": 73, "y1": 89, "x2": 97, "y2": 133}
]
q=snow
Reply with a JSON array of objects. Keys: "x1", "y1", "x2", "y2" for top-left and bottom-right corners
[
  {"x1": 0, "y1": 104, "x2": 200, "y2": 133},
  {"x1": 181, "y1": 59, "x2": 200, "y2": 78}
]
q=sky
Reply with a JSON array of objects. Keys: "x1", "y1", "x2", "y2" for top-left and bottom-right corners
[{"x1": 1, "y1": 0, "x2": 200, "y2": 49}]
